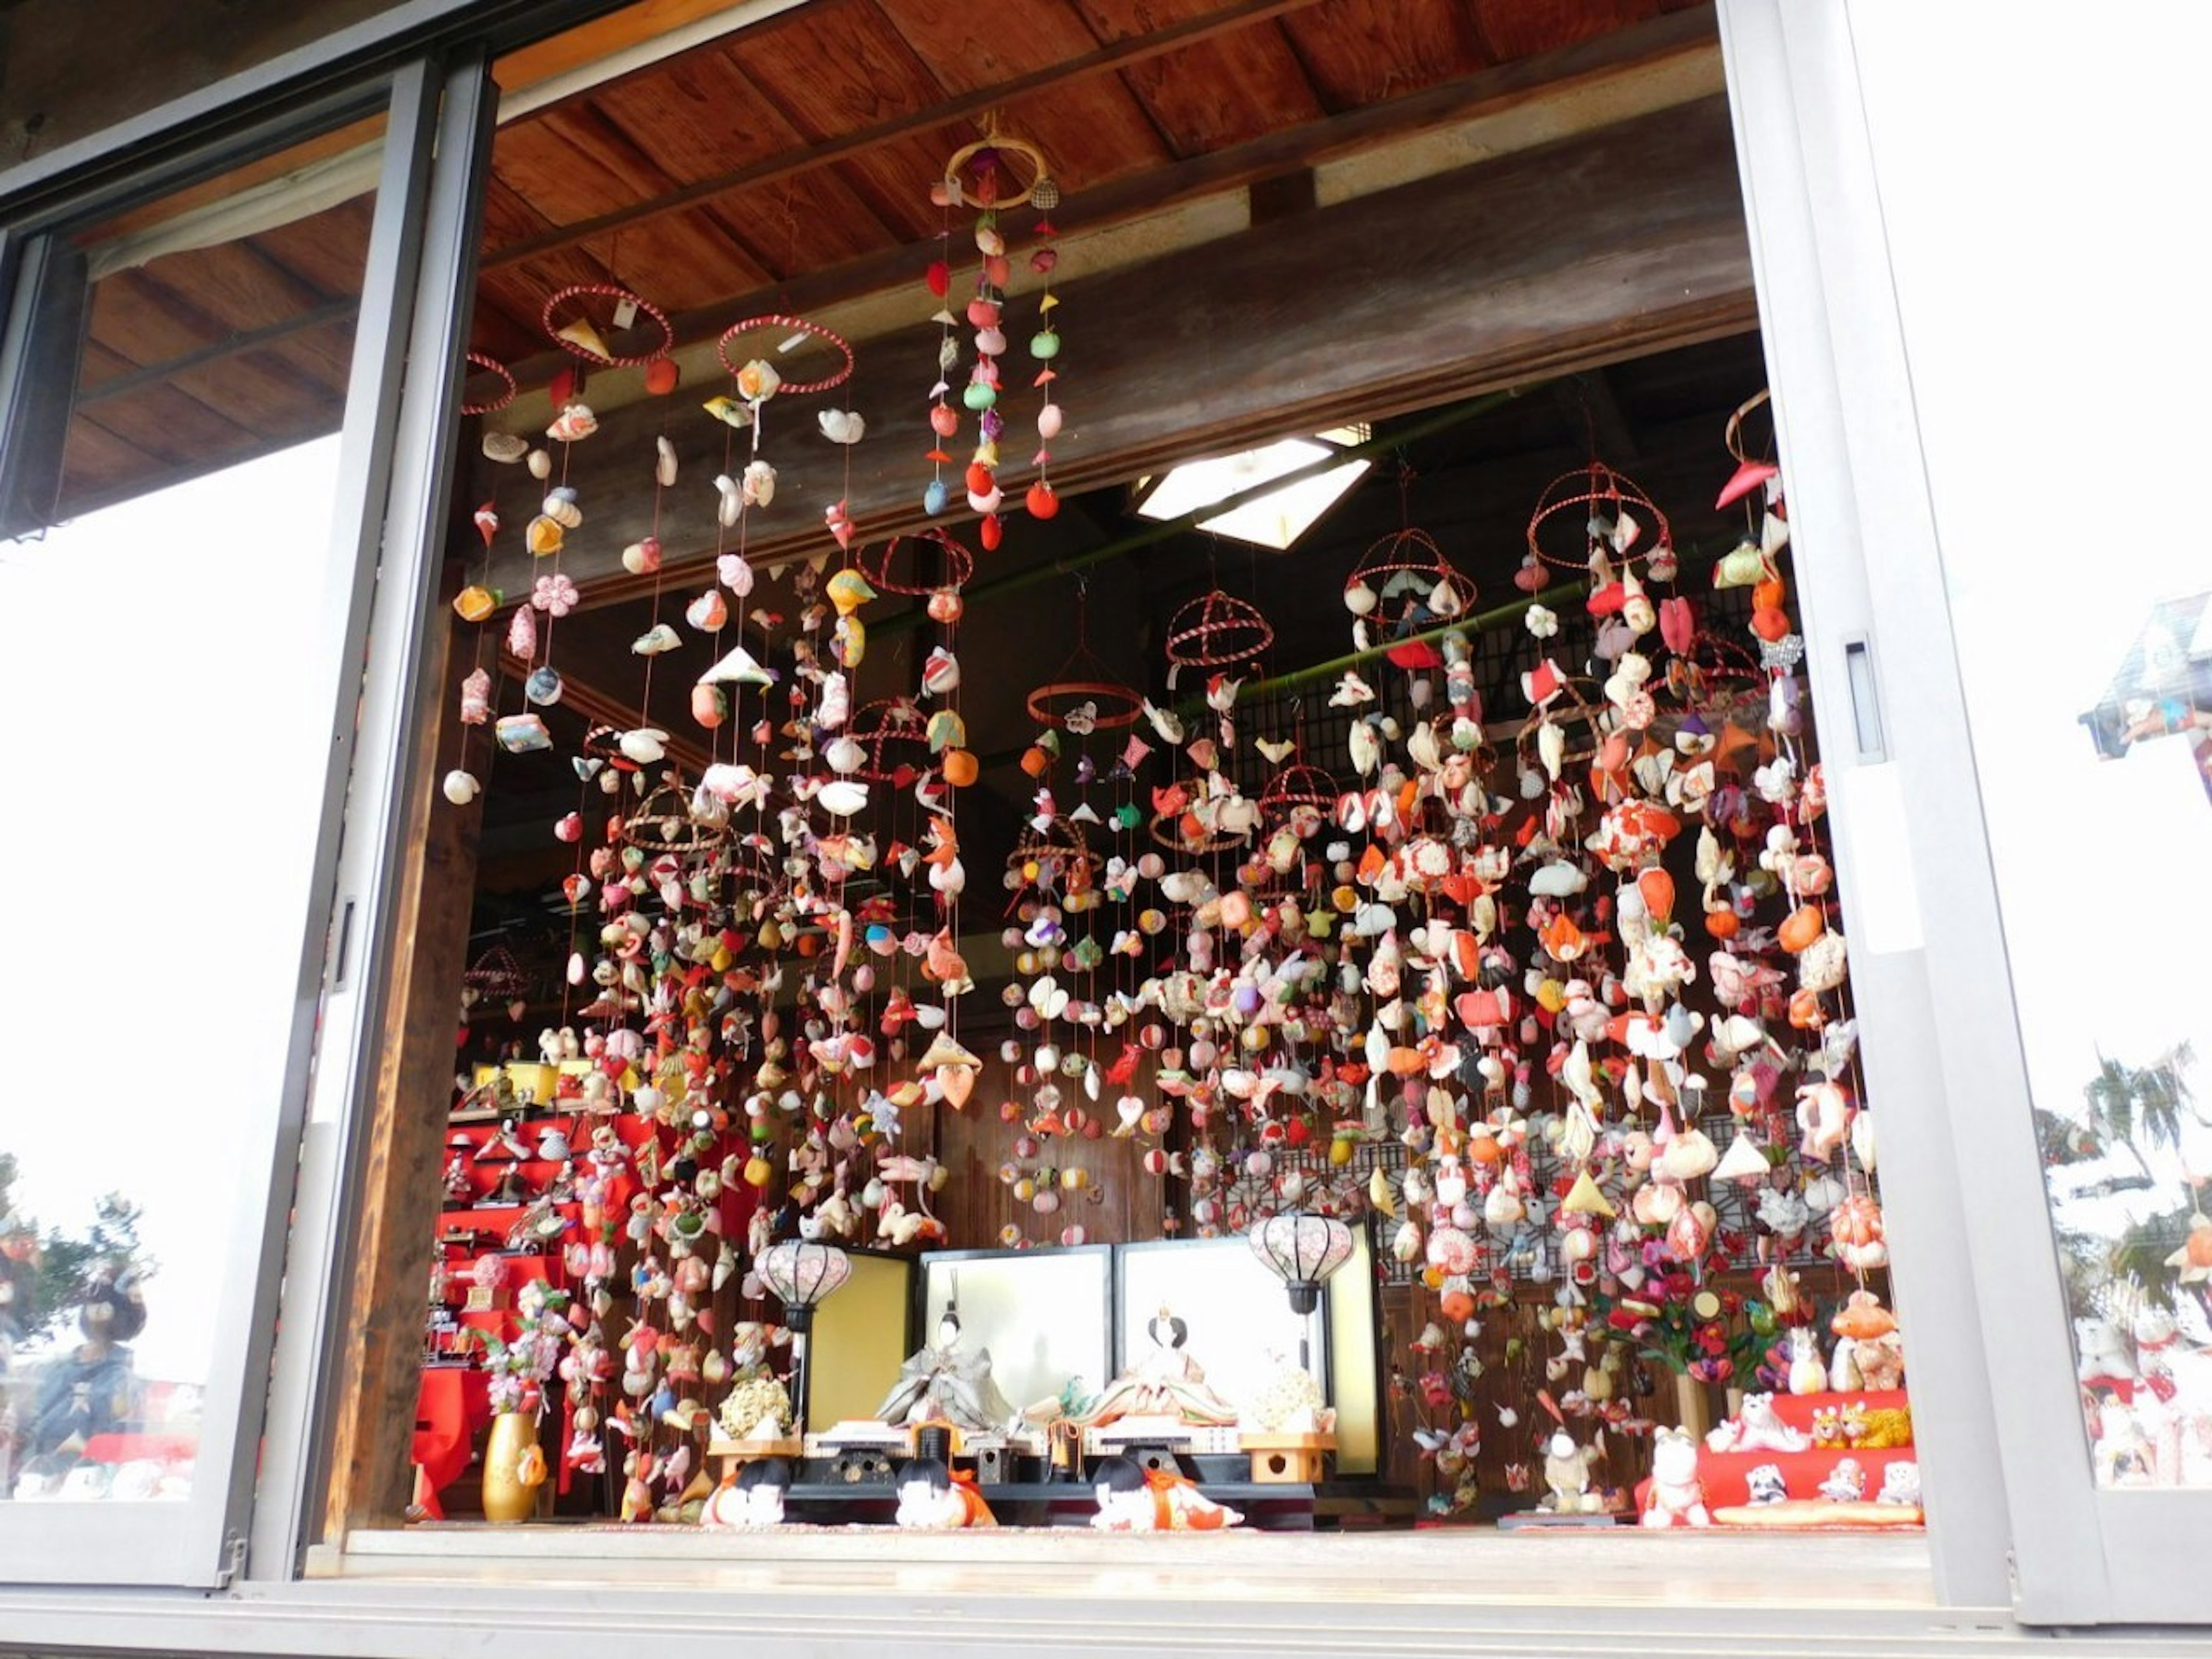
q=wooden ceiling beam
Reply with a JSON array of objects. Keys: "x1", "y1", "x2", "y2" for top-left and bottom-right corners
[
  {"x1": 478, "y1": 94, "x2": 1756, "y2": 609},
  {"x1": 478, "y1": 0, "x2": 1338, "y2": 274}
]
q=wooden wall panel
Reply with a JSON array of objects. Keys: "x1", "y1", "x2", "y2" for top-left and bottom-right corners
[{"x1": 908, "y1": 1054, "x2": 1169, "y2": 1251}]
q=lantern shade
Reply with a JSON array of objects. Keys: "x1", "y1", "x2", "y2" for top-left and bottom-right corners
[
  {"x1": 756, "y1": 1239, "x2": 852, "y2": 1332},
  {"x1": 1248, "y1": 1211, "x2": 1354, "y2": 1316}
]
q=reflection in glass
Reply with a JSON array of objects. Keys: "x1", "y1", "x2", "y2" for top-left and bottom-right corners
[
  {"x1": 0, "y1": 132, "x2": 376, "y2": 1505},
  {"x1": 1958, "y1": 560, "x2": 2212, "y2": 1488}
]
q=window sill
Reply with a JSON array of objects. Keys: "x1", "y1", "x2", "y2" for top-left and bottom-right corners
[{"x1": 0, "y1": 1528, "x2": 2039, "y2": 1659}]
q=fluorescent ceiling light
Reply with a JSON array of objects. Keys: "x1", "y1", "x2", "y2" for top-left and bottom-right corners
[{"x1": 1136, "y1": 433, "x2": 1371, "y2": 550}]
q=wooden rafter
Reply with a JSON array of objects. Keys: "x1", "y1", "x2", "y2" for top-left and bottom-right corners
[
  {"x1": 487, "y1": 7, "x2": 1720, "y2": 395},
  {"x1": 476, "y1": 0, "x2": 1337, "y2": 274}
]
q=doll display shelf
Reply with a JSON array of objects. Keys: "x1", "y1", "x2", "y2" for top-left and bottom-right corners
[
  {"x1": 1634, "y1": 1388, "x2": 1923, "y2": 1529},
  {"x1": 766, "y1": 1475, "x2": 1317, "y2": 1531}
]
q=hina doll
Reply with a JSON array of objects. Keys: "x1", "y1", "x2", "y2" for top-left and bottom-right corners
[{"x1": 1088, "y1": 1455, "x2": 1243, "y2": 1531}]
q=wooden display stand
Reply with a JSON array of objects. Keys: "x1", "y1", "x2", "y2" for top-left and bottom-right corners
[
  {"x1": 708, "y1": 1435, "x2": 803, "y2": 1479},
  {"x1": 1241, "y1": 1431, "x2": 1334, "y2": 1484}
]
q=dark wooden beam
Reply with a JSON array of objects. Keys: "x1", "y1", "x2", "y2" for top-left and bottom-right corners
[
  {"x1": 480, "y1": 94, "x2": 1756, "y2": 609},
  {"x1": 478, "y1": 0, "x2": 1339, "y2": 275}
]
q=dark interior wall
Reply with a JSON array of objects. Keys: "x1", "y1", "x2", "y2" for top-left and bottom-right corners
[{"x1": 0, "y1": 0, "x2": 408, "y2": 158}]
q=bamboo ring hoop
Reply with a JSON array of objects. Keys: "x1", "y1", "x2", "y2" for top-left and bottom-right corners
[
  {"x1": 541, "y1": 285, "x2": 674, "y2": 368},
  {"x1": 1527, "y1": 462, "x2": 1673, "y2": 574},
  {"x1": 861, "y1": 529, "x2": 975, "y2": 596},
  {"x1": 1166, "y1": 589, "x2": 1274, "y2": 672},
  {"x1": 460, "y1": 351, "x2": 518, "y2": 416},
  {"x1": 1344, "y1": 527, "x2": 1472, "y2": 615},
  {"x1": 940, "y1": 132, "x2": 1056, "y2": 212},
  {"x1": 716, "y1": 313, "x2": 854, "y2": 396}
]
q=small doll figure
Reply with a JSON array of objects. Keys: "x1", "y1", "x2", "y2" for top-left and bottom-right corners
[
  {"x1": 1540, "y1": 1431, "x2": 1605, "y2": 1514},
  {"x1": 1745, "y1": 1463, "x2": 1790, "y2": 1505},
  {"x1": 1817, "y1": 1457, "x2": 1866, "y2": 1503},
  {"x1": 563, "y1": 1422, "x2": 607, "y2": 1478},
  {"x1": 1639, "y1": 1427, "x2": 1711, "y2": 1528},
  {"x1": 1088, "y1": 1455, "x2": 1243, "y2": 1532},
  {"x1": 704, "y1": 1457, "x2": 793, "y2": 1528},
  {"x1": 893, "y1": 1456, "x2": 996, "y2": 1529},
  {"x1": 1874, "y1": 1460, "x2": 1922, "y2": 1507}
]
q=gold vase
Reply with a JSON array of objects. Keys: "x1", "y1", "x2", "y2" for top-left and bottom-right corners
[
  {"x1": 1671, "y1": 1372, "x2": 1714, "y2": 1441},
  {"x1": 480, "y1": 1412, "x2": 542, "y2": 1524}
]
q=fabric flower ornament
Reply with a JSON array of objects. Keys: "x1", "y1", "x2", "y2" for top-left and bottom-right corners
[
  {"x1": 1063, "y1": 701, "x2": 1099, "y2": 737},
  {"x1": 1525, "y1": 604, "x2": 1559, "y2": 639},
  {"x1": 532, "y1": 573, "x2": 580, "y2": 616}
]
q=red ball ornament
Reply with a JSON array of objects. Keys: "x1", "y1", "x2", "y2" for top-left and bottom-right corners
[
  {"x1": 980, "y1": 512, "x2": 1003, "y2": 551},
  {"x1": 1027, "y1": 480, "x2": 1059, "y2": 519},
  {"x1": 643, "y1": 357, "x2": 679, "y2": 395}
]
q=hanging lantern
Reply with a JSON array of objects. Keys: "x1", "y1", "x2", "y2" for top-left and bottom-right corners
[{"x1": 1247, "y1": 1211, "x2": 1354, "y2": 1316}]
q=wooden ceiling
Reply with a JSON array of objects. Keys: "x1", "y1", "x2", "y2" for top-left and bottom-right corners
[
  {"x1": 44, "y1": 0, "x2": 1713, "y2": 522},
  {"x1": 467, "y1": 0, "x2": 1711, "y2": 365}
]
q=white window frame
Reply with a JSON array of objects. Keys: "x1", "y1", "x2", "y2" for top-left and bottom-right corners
[{"x1": 0, "y1": 50, "x2": 480, "y2": 1589}]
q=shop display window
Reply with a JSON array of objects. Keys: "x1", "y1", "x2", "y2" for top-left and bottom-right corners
[{"x1": 246, "y1": 0, "x2": 1936, "y2": 1554}]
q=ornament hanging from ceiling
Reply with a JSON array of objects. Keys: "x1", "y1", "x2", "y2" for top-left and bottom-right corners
[{"x1": 922, "y1": 121, "x2": 1064, "y2": 539}]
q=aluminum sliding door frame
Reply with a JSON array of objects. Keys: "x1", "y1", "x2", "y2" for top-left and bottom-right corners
[
  {"x1": 1713, "y1": 0, "x2": 2125, "y2": 1621},
  {"x1": 246, "y1": 47, "x2": 498, "y2": 1583},
  {"x1": 0, "y1": 67, "x2": 431, "y2": 1589}
]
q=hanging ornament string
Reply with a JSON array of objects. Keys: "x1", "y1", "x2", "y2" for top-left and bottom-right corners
[
  {"x1": 922, "y1": 120, "x2": 1058, "y2": 537},
  {"x1": 1026, "y1": 164, "x2": 1064, "y2": 522},
  {"x1": 703, "y1": 362, "x2": 744, "y2": 772},
  {"x1": 446, "y1": 465, "x2": 504, "y2": 809},
  {"x1": 922, "y1": 183, "x2": 957, "y2": 518}
]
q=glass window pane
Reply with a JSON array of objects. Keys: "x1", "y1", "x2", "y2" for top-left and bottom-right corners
[
  {"x1": 1950, "y1": 541, "x2": 2212, "y2": 1490},
  {"x1": 0, "y1": 127, "x2": 379, "y2": 1508}
]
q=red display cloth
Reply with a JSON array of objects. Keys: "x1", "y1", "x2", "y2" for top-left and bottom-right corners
[
  {"x1": 413, "y1": 1366, "x2": 491, "y2": 1497},
  {"x1": 1766, "y1": 1388, "x2": 1908, "y2": 1429},
  {"x1": 1689, "y1": 1445, "x2": 1916, "y2": 1509},
  {"x1": 81, "y1": 1432, "x2": 196, "y2": 1465},
  {"x1": 1639, "y1": 1389, "x2": 1914, "y2": 1511}
]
